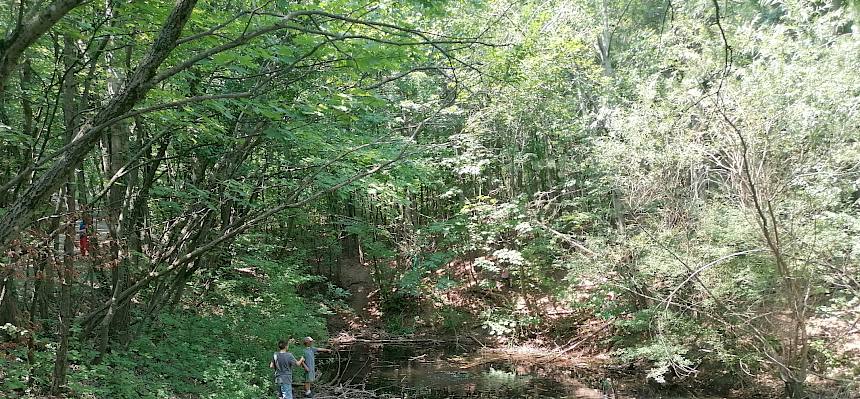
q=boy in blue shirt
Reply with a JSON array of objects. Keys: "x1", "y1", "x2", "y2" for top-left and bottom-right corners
[
  {"x1": 270, "y1": 339, "x2": 301, "y2": 399},
  {"x1": 301, "y1": 336, "x2": 331, "y2": 397}
]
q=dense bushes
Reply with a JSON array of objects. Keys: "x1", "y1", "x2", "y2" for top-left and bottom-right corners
[{"x1": 1, "y1": 239, "x2": 330, "y2": 398}]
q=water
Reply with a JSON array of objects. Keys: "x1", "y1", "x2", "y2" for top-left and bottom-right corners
[{"x1": 321, "y1": 344, "x2": 614, "y2": 398}]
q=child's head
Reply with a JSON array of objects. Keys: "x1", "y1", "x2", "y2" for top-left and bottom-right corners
[
  {"x1": 303, "y1": 337, "x2": 314, "y2": 347},
  {"x1": 278, "y1": 339, "x2": 289, "y2": 350}
]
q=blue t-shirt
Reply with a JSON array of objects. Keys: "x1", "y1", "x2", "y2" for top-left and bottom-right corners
[
  {"x1": 273, "y1": 352, "x2": 298, "y2": 384},
  {"x1": 303, "y1": 347, "x2": 319, "y2": 372}
]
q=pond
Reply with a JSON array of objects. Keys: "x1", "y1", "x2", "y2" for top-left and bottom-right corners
[{"x1": 319, "y1": 343, "x2": 623, "y2": 399}]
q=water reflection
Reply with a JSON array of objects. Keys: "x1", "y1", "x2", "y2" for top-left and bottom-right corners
[{"x1": 326, "y1": 344, "x2": 610, "y2": 399}]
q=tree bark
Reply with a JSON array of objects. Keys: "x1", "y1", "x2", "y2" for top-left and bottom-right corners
[
  {"x1": 29, "y1": 203, "x2": 62, "y2": 321},
  {"x1": 97, "y1": 17, "x2": 134, "y2": 352},
  {"x1": 50, "y1": 187, "x2": 75, "y2": 395},
  {"x1": 0, "y1": 269, "x2": 19, "y2": 327},
  {"x1": 50, "y1": 34, "x2": 80, "y2": 395}
]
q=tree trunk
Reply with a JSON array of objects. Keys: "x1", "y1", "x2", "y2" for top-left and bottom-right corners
[
  {"x1": 0, "y1": 269, "x2": 19, "y2": 326},
  {"x1": 50, "y1": 186, "x2": 76, "y2": 394},
  {"x1": 50, "y1": 34, "x2": 83, "y2": 393},
  {"x1": 29, "y1": 201, "x2": 61, "y2": 321},
  {"x1": 728, "y1": 116, "x2": 810, "y2": 398},
  {"x1": 98, "y1": 20, "x2": 134, "y2": 351},
  {"x1": 785, "y1": 379, "x2": 806, "y2": 399}
]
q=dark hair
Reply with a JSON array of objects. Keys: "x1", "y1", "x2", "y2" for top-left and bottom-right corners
[{"x1": 278, "y1": 340, "x2": 288, "y2": 350}]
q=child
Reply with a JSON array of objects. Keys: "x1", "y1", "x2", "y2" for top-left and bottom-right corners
[
  {"x1": 78, "y1": 211, "x2": 90, "y2": 256},
  {"x1": 301, "y1": 336, "x2": 331, "y2": 397},
  {"x1": 270, "y1": 339, "x2": 302, "y2": 399}
]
